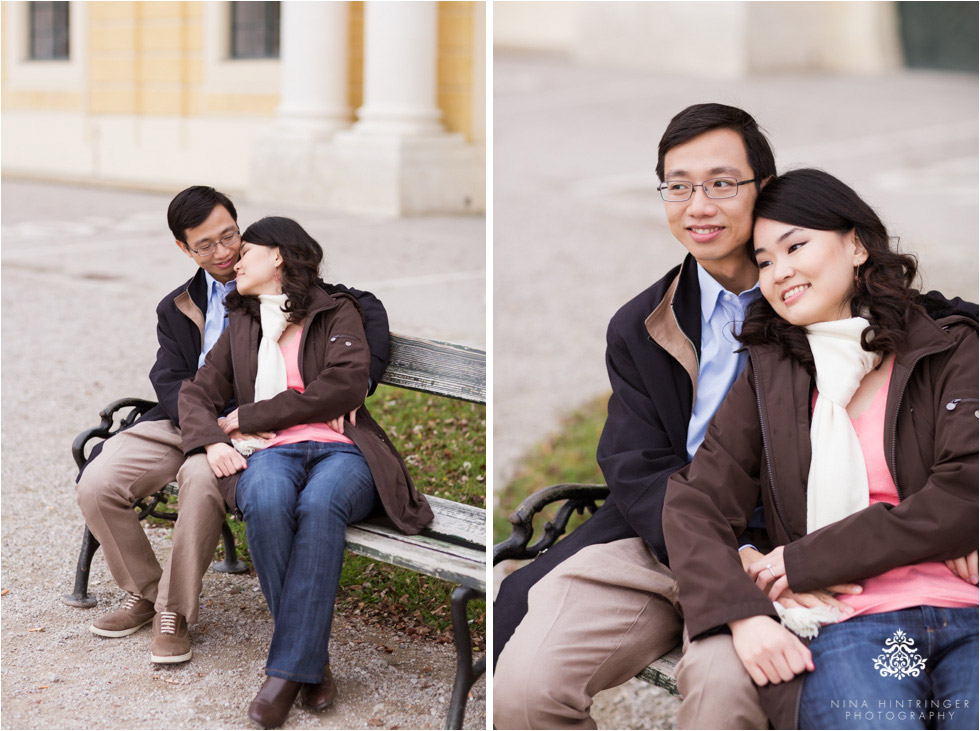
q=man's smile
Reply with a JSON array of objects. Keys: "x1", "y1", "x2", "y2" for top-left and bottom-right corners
[{"x1": 687, "y1": 225, "x2": 725, "y2": 243}]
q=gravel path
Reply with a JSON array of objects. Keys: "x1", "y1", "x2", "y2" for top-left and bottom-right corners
[{"x1": 0, "y1": 181, "x2": 485, "y2": 730}]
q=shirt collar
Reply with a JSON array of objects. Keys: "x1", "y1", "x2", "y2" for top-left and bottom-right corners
[
  {"x1": 203, "y1": 270, "x2": 237, "y2": 299},
  {"x1": 696, "y1": 263, "x2": 760, "y2": 320}
]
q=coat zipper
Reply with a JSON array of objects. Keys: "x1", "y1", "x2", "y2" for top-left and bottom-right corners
[
  {"x1": 887, "y1": 342, "x2": 954, "y2": 500},
  {"x1": 751, "y1": 359, "x2": 791, "y2": 535}
]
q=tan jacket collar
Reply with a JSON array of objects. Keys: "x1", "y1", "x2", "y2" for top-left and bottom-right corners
[{"x1": 644, "y1": 269, "x2": 700, "y2": 403}]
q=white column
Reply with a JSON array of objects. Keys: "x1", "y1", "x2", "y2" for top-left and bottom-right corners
[
  {"x1": 247, "y1": 0, "x2": 352, "y2": 206},
  {"x1": 276, "y1": 0, "x2": 351, "y2": 135},
  {"x1": 354, "y1": 1, "x2": 443, "y2": 136},
  {"x1": 316, "y1": 0, "x2": 484, "y2": 215}
]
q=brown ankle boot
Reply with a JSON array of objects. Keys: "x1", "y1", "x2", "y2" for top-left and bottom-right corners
[
  {"x1": 300, "y1": 664, "x2": 337, "y2": 711},
  {"x1": 247, "y1": 675, "x2": 302, "y2": 729}
]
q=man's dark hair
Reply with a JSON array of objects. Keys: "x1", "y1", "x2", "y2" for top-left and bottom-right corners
[
  {"x1": 738, "y1": 168, "x2": 921, "y2": 371},
  {"x1": 225, "y1": 216, "x2": 323, "y2": 324},
  {"x1": 657, "y1": 103, "x2": 776, "y2": 186},
  {"x1": 167, "y1": 185, "x2": 238, "y2": 244}
]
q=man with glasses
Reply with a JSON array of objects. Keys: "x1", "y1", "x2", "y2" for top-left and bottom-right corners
[
  {"x1": 494, "y1": 104, "x2": 797, "y2": 729},
  {"x1": 75, "y1": 186, "x2": 389, "y2": 667}
]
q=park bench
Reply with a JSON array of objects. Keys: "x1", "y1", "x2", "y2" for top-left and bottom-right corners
[
  {"x1": 63, "y1": 333, "x2": 487, "y2": 730},
  {"x1": 493, "y1": 483, "x2": 681, "y2": 696}
]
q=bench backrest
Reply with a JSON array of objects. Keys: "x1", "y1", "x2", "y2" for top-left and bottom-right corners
[{"x1": 380, "y1": 334, "x2": 486, "y2": 405}]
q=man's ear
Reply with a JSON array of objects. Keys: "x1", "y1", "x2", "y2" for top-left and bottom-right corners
[
  {"x1": 175, "y1": 239, "x2": 193, "y2": 258},
  {"x1": 759, "y1": 175, "x2": 775, "y2": 190}
]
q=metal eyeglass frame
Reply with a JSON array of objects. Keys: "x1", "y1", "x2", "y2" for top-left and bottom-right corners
[{"x1": 658, "y1": 177, "x2": 757, "y2": 202}]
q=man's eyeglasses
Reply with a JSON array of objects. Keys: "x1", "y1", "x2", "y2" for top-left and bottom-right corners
[
  {"x1": 187, "y1": 230, "x2": 241, "y2": 256},
  {"x1": 658, "y1": 177, "x2": 757, "y2": 202}
]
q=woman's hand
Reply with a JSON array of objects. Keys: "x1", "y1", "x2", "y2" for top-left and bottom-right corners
[
  {"x1": 945, "y1": 550, "x2": 979, "y2": 585},
  {"x1": 218, "y1": 417, "x2": 275, "y2": 450},
  {"x1": 218, "y1": 408, "x2": 240, "y2": 434},
  {"x1": 729, "y1": 615, "x2": 814, "y2": 686},
  {"x1": 205, "y1": 442, "x2": 247, "y2": 478},
  {"x1": 748, "y1": 546, "x2": 788, "y2": 599},
  {"x1": 743, "y1": 545, "x2": 861, "y2": 607}
]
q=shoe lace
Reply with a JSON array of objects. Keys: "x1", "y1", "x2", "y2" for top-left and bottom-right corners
[
  {"x1": 121, "y1": 593, "x2": 142, "y2": 611},
  {"x1": 159, "y1": 611, "x2": 179, "y2": 635}
]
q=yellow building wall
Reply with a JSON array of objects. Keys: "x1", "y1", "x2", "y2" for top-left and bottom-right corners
[
  {"x1": 437, "y1": 1, "x2": 475, "y2": 141},
  {"x1": 3, "y1": 0, "x2": 479, "y2": 137}
]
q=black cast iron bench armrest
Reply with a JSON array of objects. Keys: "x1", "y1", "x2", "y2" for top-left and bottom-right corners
[{"x1": 492, "y1": 482, "x2": 681, "y2": 696}]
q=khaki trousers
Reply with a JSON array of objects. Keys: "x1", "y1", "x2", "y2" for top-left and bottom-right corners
[
  {"x1": 75, "y1": 418, "x2": 226, "y2": 624},
  {"x1": 494, "y1": 538, "x2": 767, "y2": 730}
]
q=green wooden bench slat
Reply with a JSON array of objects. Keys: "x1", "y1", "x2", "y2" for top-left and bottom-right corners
[{"x1": 380, "y1": 334, "x2": 486, "y2": 404}]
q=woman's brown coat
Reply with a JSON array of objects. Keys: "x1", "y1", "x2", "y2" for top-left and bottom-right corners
[
  {"x1": 663, "y1": 310, "x2": 978, "y2": 728},
  {"x1": 178, "y1": 288, "x2": 433, "y2": 535}
]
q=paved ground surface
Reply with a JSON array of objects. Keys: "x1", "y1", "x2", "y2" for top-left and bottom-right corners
[
  {"x1": 493, "y1": 51, "x2": 978, "y2": 728},
  {"x1": 0, "y1": 181, "x2": 485, "y2": 730}
]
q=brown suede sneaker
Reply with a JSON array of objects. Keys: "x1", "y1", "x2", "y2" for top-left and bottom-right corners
[
  {"x1": 149, "y1": 611, "x2": 192, "y2": 663},
  {"x1": 89, "y1": 593, "x2": 155, "y2": 638}
]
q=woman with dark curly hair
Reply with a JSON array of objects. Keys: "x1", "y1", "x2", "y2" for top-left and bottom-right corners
[
  {"x1": 663, "y1": 169, "x2": 978, "y2": 729},
  {"x1": 178, "y1": 216, "x2": 432, "y2": 728}
]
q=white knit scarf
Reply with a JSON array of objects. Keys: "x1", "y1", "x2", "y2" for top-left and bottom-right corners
[
  {"x1": 775, "y1": 316, "x2": 880, "y2": 639},
  {"x1": 254, "y1": 293, "x2": 290, "y2": 402},
  {"x1": 804, "y1": 316, "x2": 881, "y2": 533}
]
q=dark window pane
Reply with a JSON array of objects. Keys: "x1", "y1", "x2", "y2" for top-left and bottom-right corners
[
  {"x1": 230, "y1": 1, "x2": 280, "y2": 59},
  {"x1": 29, "y1": 1, "x2": 70, "y2": 60}
]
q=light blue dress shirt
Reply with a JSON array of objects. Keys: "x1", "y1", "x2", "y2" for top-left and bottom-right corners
[
  {"x1": 198, "y1": 272, "x2": 238, "y2": 368},
  {"x1": 685, "y1": 264, "x2": 761, "y2": 460}
]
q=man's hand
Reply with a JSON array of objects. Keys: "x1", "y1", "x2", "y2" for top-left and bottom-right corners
[
  {"x1": 328, "y1": 408, "x2": 358, "y2": 434},
  {"x1": 329, "y1": 396, "x2": 364, "y2": 433},
  {"x1": 729, "y1": 615, "x2": 814, "y2": 686},
  {"x1": 945, "y1": 550, "x2": 979, "y2": 585},
  {"x1": 205, "y1": 442, "x2": 247, "y2": 478}
]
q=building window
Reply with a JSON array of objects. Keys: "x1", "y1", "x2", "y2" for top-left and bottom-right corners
[
  {"x1": 230, "y1": 1, "x2": 280, "y2": 59},
  {"x1": 29, "y1": 1, "x2": 70, "y2": 60}
]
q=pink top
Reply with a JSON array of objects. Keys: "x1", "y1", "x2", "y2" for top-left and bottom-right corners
[
  {"x1": 263, "y1": 330, "x2": 355, "y2": 449},
  {"x1": 830, "y1": 362, "x2": 978, "y2": 618}
]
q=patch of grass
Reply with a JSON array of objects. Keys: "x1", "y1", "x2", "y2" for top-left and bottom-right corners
[
  {"x1": 336, "y1": 385, "x2": 486, "y2": 648},
  {"x1": 493, "y1": 393, "x2": 609, "y2": 546}
]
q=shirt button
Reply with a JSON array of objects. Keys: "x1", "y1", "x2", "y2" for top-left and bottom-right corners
[{"x1": 345, "y1": 341, "x2": 351, "y2": 346}]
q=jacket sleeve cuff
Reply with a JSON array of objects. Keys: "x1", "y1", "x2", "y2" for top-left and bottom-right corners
[
  {"x1": 180, "y1": 428, "x2": 232, "y2": 456},
  {"x1": 685, "y1": 597, "x2": 780, "y2": 641}
]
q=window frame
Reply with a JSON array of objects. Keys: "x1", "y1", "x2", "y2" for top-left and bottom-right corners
[{"x1": 3, "y1": 1, "x2": 85, "y2": 92}]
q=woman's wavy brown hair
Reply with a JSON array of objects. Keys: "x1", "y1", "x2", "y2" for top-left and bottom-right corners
[
  {"x1": 225, "y1": 216, "x2": 323, "y2": 323},
  {"x1": 737, "y1": 169, "x2": 920, "y2": 373}
]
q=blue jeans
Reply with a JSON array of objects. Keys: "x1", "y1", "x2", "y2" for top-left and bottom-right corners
[
  {"x1": 236, "y1": 441, "x2": 378, "y2": 683},
  {"x1": 800, "y1": 607, "x2": 978, "y2": 730}
]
